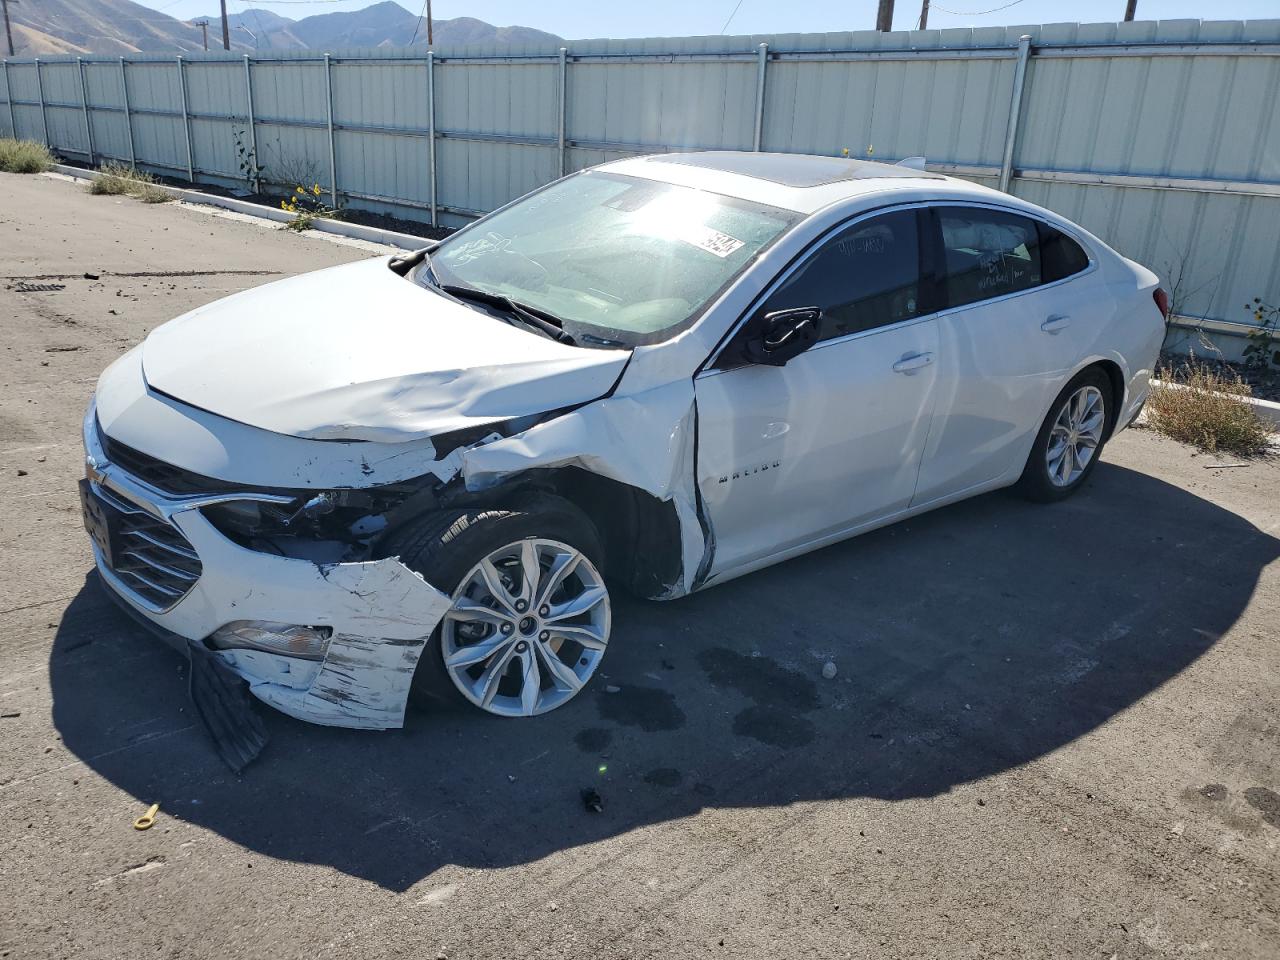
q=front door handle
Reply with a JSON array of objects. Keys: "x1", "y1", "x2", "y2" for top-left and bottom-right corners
[
  {"x1": 892, "y1": 352, "x2": 935, "y2": 374},
  {"x1": 1041, "y1": 314, "x2": 1072, "y2": 333}
]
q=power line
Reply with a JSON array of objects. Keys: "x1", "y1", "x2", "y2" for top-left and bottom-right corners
[
  {"x1": 36, "y1": 11, "x2": 210, "y2": 24},
  {"x1": 928, "y1": 0, "x2": 1027, "y2": 16},
  {"x1": 719, "y1": 0, "x2": 745, "y2": 34},
  {"x1": 407, "y1": 0, "x2": 427, "y2": 44}
]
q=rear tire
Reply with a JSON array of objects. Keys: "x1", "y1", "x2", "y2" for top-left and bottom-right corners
[
  {"x1": 1016, "y1": 368, "x2": 1112, "y2": 503},
  {"x1": 384, "y1": 496, "x2": 609, "y2": 715}
]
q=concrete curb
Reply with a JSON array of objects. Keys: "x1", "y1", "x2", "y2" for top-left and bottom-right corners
[
  {"x1": 49, "y1": 164, "x2": 430, "y2": 251},
  {"x1": 1150, "y1": 378, "x2": 1280, "y2": 429}
]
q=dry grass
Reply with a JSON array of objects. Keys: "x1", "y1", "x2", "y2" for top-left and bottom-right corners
[
  {"x1": 0, "y1": 138, "x2": 55, "y2": 173},
  {"x1": 88, "y1": 163, "x2": 172, "y2": 203},
  {"x1": 280, "y1": 207, "x2": 343, "y2": 232},
  {"x1": 1147, "y1": 360, "x2": 1274, "y2": 455}
]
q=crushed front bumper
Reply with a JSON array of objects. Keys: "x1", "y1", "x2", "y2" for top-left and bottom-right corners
[{"x1": 81, "y1": 400, "x2": 452, "y2": 730}]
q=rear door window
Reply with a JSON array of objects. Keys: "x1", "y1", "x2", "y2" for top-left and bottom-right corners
[{"x1": 936, "y1": 207, "x2": 1043, "y2": 308}]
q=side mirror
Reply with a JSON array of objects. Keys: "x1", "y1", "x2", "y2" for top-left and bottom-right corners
[{"x1": 742, "y1": 307, "x2": 822, "y2": 367}]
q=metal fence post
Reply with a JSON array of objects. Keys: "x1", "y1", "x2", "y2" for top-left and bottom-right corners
[
  {"x1": 753, "y1": 42, "x2": 768, "y2": 152},
  {"x1": 427, "y1": 50, "x2": 437, "y2": 227},
  {"x1": 77, "y1": 57, "x2": 95, "y2": 165},
  {"x1": 324, "y1": 53, "x2": 337, "y2": 207},
  {"x1": 557, "y1": 47, "x2": 568, "y2": 176},
  {"x1": 2, "y1": 61, "x2": 14, "y2": 139},
  {"x1": 243, "y1": 54, "x2": 260, "y2": 193},
  {"x1": 34, "y1": 58, "x2": 48, "y2": 146},
  {"x1": 176, "y1": 56, "x2": 194, "y2": 182},
  {"x1": 998, "y1": 34, "x2": 1033, "y2": 193},
  {"x1": 119, "y1": 57, "x2": 135, "y2": 168}
]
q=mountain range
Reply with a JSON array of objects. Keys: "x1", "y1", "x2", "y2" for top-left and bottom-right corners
[{"x1": 6, "y1": 0, "x2": 562, "y2": 55}]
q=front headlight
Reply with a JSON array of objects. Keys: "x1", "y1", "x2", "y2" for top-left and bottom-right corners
[{"x1": 207, "y1": 621, "x2": 333, "y2": 660}]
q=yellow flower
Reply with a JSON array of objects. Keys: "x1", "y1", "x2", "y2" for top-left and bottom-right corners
[
  {"x1": 296, "y1": 186, "x2": 305, "y2": 194},
  {"x1": 280, "y1": 200, "x2": 289, "y2": 210},
  {"x1": 312, "y1": 183, "x2": 321, "y2": 196}
]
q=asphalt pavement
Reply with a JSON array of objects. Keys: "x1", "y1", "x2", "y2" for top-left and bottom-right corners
[{"x1": 1, "y1": 171, "x2": 1278, "y2": 959}]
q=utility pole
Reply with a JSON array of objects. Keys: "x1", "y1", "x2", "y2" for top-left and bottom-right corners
[
  {"x1": 1123, "y1": 0, "x2": 1137, "y2": 20},
  {"x1": 876, "y1": 0, "x2": 894, "y2": 32},
  {"x1": 918, "y1": 0, "x2": 929, "y2": 29},
  {"x1": 194, "y1": 18, "x2": 209, "y2": 51},
  {"x1": 2, "y1": 0, "x2": 17, "y2": 58},
  {"x1": 220, "y1": 0, "x2": 230, "y2": 50},
  {"x1": 426, "y1": 0, "x2": 432, "y2": 46}
]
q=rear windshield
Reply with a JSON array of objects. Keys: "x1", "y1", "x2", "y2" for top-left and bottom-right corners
[{"x1": 419, "y1": 171, "x2": 800, "y2": 347}]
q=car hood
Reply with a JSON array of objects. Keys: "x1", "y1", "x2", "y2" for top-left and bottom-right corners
[{"x1": 140, "y1": 257, "x2": 629, "y2": 443}]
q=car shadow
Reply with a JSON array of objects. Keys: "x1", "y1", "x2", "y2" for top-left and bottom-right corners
[{"x1": 48, "y1": 461, "x2": 1280, "y2": 891}]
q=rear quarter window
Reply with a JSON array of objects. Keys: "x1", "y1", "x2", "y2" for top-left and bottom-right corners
[{"x1": 1039, "y1": 223, "x2": 1091, "y2": 283}]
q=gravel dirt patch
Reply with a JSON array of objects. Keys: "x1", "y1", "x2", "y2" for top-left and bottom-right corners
[{"x1": 2, "y1": 171, "x2": 1278, "y2": 960}]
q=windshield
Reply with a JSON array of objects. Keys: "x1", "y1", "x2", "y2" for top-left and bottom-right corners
[{"x1": 419, "y1": 172, "x2": 800, "y2": 347}]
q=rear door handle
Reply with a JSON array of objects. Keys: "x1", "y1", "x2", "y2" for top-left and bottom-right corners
[
  {"x1": 892, "y1": 352, "x2": 935, "y2": 374},
  {"x1": 1041, "y1": 314, "x2": 1072, "y2": 333}
]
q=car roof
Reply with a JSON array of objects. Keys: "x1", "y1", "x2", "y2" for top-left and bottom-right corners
[
  {"x1": 598, "y1": 151, "x2": 1004, "y2": 216},
  {"x1": 657, "y1": 151, "x2": 944, "y2": 187}
]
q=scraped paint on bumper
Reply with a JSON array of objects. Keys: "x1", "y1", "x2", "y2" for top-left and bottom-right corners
[{"x1": 83, "y1": 402, "x2": 453, "y2": 730}]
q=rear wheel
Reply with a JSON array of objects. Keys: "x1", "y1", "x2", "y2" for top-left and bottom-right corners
[
  {"x1": 388, "y1": 497, "x2": 610, "y2": 716},
  {"x1": 1017, "y1": 368, "x2": 1112, "y2": 502}
]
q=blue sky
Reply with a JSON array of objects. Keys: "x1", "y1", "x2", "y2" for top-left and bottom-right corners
[{"x1": 139, "y1": 0, "x2": 1280, "y2": 36}]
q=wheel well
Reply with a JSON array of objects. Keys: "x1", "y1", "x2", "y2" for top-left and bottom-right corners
[
  {"x1": 436, "y1": 467, "x2": 684, "y2": 599},
  {"x1": 1085, "y1": 359, "x2": 1126, "y2": 438},
  {"x1": 538, "y1": 468, "x2": 685, "y2": 598}
]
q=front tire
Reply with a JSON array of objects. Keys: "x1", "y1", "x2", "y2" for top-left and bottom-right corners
[
  {"x1": 1017, "y1": 368, "x2": 1112, "y2": 502},
  {"x1": 386, "y1": 496, "x2": 610, "y2": 717}
]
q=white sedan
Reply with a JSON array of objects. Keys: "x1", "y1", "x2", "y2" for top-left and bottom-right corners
[{"x1": 82, "y1": 151, "x2": 1166, "y2": 735}]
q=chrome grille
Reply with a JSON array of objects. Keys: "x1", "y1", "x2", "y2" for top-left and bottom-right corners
[
  {"x1": 96, "y1": 420, "x2": 278, "y2": 498},
  {"x1": 94, "y1": 485, "x2": 203, "y2": 610}
]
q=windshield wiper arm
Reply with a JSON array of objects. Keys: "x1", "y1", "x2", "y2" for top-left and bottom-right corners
[{"x1": 437, "y1": 283, "x2": 576, "y2": 346}]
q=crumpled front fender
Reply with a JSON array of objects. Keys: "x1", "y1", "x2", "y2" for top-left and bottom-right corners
[{"x1": 459, "y1": 381, "x2": 709, "y2": 597}]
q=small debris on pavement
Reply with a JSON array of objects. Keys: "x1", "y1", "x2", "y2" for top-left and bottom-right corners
[
  {"x1": 581, "y1": 788, "x2": 604, "y2": 813},
  {"x1": 1204, "y1": 461, "x2": 1248, "y2": 469},
  {"x1": 83, "y1": 272, "x2": 100, "y2": 280},
  {"x1": 16, "y1": 469, "x2": 27, "y2": 476},
  {"x1": 1, "y1": 711, "x2": 20, "y2": 718},
  {"x1": 133, "y1": 803, "x2": 160, "y2": 830},
  {"x1": 821, "y1": 661, "x2": 838, "y2": 680},
  {"x1": 15, "y1": 281, "x2": 65, "y2": 293}
]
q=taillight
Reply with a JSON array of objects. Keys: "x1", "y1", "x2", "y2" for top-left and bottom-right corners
[{"x1": 1153, "y1": 288, "x2": 1170, "y2": 318}]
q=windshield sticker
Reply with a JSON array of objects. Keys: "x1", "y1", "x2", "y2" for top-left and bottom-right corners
[{"x1": 676, "y1": 224, "x2": 745, "y2": 259}]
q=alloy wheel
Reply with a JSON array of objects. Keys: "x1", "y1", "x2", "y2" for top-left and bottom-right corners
[
  {"x1": 1045, "y1": 384, "x2": 1105, "y2": 487},
  {"x1": 440, "y1": 538, "x2": 611, "y2": 717}
]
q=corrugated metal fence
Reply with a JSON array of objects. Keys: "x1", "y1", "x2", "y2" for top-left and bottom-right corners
[{"x1": 3, "y1": 19, "x2": 1279, "y2": 341}]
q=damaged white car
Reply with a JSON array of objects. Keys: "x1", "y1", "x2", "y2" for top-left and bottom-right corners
[{"x1": 82, "y1": 151, "x2": 1166, "y2": 742}]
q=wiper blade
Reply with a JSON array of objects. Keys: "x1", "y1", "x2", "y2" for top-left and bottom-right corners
[{"x1": 437, "y1": 283, "x2": 576, "y2": 346}]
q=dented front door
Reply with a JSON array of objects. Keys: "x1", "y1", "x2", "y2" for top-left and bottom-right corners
[
  {"x1": 692, "y1": 208, "x2": 942, "y2": 581},
  {"x1": 694, "y1": 317, "x2": 940, "y2": 579}
]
